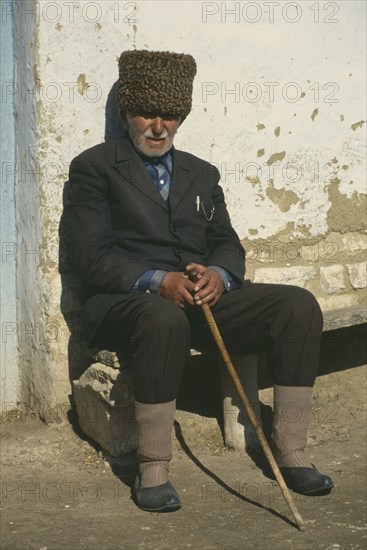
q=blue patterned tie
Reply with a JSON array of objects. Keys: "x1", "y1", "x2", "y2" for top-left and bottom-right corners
[{"x1": 145, "y1": 153, "x2": 172, "y2": 202}]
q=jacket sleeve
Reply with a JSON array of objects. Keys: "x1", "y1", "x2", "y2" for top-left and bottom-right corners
[
  {"x1": 64, "y1": 154, "x2": 149, "y2": 294},
  {"x1": 205, "y1": 167, "x2": 246, "y2": 285}
]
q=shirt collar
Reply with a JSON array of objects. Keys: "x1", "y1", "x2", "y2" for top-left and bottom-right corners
[{"x1": 141, "y1": 151, "x2": 173, "y2": 176}]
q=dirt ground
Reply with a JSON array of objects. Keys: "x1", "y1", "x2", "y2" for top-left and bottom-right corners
[{"x1": 1, "y1": 361, "x2": 366, "y2": 550}]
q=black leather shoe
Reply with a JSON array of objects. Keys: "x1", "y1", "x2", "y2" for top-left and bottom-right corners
[
  {"x1": 132, "y1": 477, "x2": 182, "y2": 512},
  {"x1": 280, "y1": 466, "x2": 334, "y2": 496}
]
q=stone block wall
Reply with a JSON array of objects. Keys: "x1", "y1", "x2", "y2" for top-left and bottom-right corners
[{"x1": 245, "y1": 233, "x2": 366, "y2": 311}]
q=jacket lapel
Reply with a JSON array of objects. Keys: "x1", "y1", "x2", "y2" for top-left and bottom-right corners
[
  {"x1": 114, "y1": 136, "x2": 196, "y2": 212},
  {"x1": 168, "y1": 149, "x2": 196, "y2": 212},
  {"x1": 114, "y1": 136, "x2": 168, "y2": 211}
]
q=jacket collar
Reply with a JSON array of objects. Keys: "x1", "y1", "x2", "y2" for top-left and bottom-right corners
[{"x1": 114, "y1": 133, "x2": 196, "y2": 212}]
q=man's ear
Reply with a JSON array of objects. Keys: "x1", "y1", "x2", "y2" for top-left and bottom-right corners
[{"x1": 119, "y1": 108, "x2": 128, "y2": 128}]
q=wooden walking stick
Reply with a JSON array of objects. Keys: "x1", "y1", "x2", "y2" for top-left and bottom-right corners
[{"x1": 191, "y1": 277, "x2": 305, "y2": 530}]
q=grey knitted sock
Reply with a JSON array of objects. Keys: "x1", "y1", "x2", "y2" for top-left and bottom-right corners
[
  {"x1": 135, "y1": 400, "x2": 175, "y2": 488},
  {"x1": 272, "y1": 386, "x2": 313, "y2": 468}
]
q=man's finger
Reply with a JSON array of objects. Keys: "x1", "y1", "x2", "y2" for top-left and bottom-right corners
[
  {"x1": 185, "y1": 263, "x2": 206, "y2": 278},
  {"x1": 193, "y1": 272, "x2": 213, "y2": 291},
  {"x1": 183, "y1": 288, "x2": 195, "y2": 306},
  {"x1": 194, "y1": 286, "x2": 221, "y2": 304},
  {"x1": 194, "y1": 282, "x2": 216, "y2": 298},
  {"x1": 193, "y1": 271, "x2": 221, "y2": 292}
]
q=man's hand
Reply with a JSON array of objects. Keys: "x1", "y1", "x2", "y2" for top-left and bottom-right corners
[
  {"x1": 158, "y1": 272, "x2": 196, "y2": 308},
  {"x1": 185, "y1": 263, "x2": 224, "y2": 307}
]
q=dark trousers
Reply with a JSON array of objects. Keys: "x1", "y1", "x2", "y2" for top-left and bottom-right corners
[{"x1": 95, "y1": 282, "x2": 323, "y2": 404}]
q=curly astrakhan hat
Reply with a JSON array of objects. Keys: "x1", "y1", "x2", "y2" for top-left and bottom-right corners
[{"x1": 117, "y1": 49, "x2": 197, "y2": 120}]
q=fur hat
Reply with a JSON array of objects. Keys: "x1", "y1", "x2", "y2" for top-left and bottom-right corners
[{"x1": 117, "y1": 50, "x2": 197, "y2": 120}]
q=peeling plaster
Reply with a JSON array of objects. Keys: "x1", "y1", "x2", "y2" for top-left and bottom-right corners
[
  {"x1": 257, "y1": 123, "x2": 265, "y2": 131},
  {"x1": 266, "y1": 151, "x2": 286, "y2": 165},
  {"x1": 266, "y1": 181, "x2": 300, "y2": 213},
  {"x1": 77, "y1": 74, "x2": 89, "y2": 96},
  {"x1": 274, "y1": 126, "x2": 280, "y2": 137},
  {"x1": 351, "y1": 120, "x2": 366, "y2": 131},
  {"x1": 327, "y1": 179, "x2": 367, "y2": 233},
  {"x1": 246, "y1": 176, "x2": 261, "y2": 188}
]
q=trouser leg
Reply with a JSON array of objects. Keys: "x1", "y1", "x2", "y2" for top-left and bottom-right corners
[
  {"x1": 96, "y1": 293, "x2": 191, "y2": 403},
  {"x1": 189, "y1": 282, "x2": 323, "y2": 387}
]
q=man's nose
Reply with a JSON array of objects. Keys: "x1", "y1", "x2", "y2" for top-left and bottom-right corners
[{"x1": 151, "y1": 117, "x2": 164, "y2": 134}]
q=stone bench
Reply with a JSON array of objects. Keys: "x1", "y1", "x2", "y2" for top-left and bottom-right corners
[{"x1": 73, "y1": 303, "x2": 367, "y2": 457}]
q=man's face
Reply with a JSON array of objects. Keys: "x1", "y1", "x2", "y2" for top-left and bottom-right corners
[{"x1": 123, "y1": 111, "x2": 182, "y2": 157}]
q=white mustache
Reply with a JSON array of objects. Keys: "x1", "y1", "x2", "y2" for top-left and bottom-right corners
[{"x1": 144, "y1": 129, "x2": 169, "y2": 139}]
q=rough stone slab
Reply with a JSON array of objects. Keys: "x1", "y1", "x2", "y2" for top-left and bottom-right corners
[
  {"x1": 346, "y1": 262, "x2": 367, "y2": 289},
  {"x1": 253, "y1": 266, "x2": 317, "y2": 287},
  {"x1": 318, "y1": 294, "x2": 358, "y2": 311},
  {"x1": 73, "y1": 363, "x2": 137, "y2": 457},
  {"x1": 320, "y1": 264, "x2": 345, "y2": 294},
  {"x1": 323, "y1": 304, "x2": 367, "y2": 331}
]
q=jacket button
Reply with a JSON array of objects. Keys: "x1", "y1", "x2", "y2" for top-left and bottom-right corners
[
  {"x1": 175, "y1": 246, "x2": 182, "y2": 254},
  {"x1": 170, "y1": 224, "x2": 178, "y2": 233}
]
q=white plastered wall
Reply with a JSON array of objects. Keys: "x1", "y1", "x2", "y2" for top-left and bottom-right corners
[{"x1": 10, "y1": 0, "x2": 366, "y2": 411}]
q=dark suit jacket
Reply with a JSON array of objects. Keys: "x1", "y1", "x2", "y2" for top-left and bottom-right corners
[{"x1": 63, "y1": 134, "x2": 245, "y2": 342}]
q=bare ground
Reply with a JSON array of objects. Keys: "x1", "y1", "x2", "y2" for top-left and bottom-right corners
[{"x1": 1, "y1": 363, "x2": 366, "y2": 550}]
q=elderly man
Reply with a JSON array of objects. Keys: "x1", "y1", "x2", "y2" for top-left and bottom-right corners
[{"x1": 65, "y1": 50, "x2": 333, "y2": 513}]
